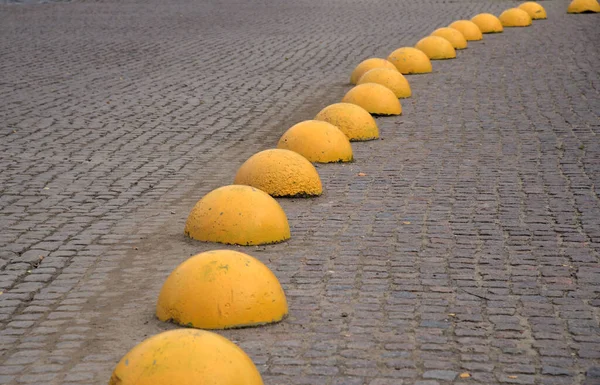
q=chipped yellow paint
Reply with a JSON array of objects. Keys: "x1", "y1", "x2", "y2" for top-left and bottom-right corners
[
  {"x1": 415, "y1": 36, "x2": 457, "y2": 60},
  {"x1": 431, "y1": 27, "x2": 468, "y2": 50},
  {"x1": 519, "y1": 2, "x2": 547, "y2": 19},
  {"x1": 342, "y1": 83, "x2": 402, "y2": 116},
  {"x1": 349, "y1": 58, "x2": 398, "y2": 84},
  {"x1": 234, "y1": 149, "x2": 322, "y2": 197},
  {"x1": 184, "y1": 185, "x2": 290, "y2": 245},
  {"x1": 358, "y1": 68, "x2": 412, "y2": 99},
  {"x1": 387, "y1": 47, "x2": 433, "y2": 74},
  {"x1": 567, "y1": 0, "x2": 600, "y2": 13},
  {"x1": 277, "y1": 120, "x2": 353, "y2": 163},
  {"x1": 499, "y1": 8, "x2": 533, "y2": 27},
  {"x1": 156, "y1": 250, "x2": 288, "y2": 329},
  {"x1": 109, "y1": 329, "x2": 264, "y2": 385},
  {"x1": 471, "y1": 13, "x2": 504, "y2": 33},
  {"x1": 315, "y1": 103, "x2": 379, "y2": 141},
  {"x1": 449, "y1": 20, "x2": 483, "y2": 41}
]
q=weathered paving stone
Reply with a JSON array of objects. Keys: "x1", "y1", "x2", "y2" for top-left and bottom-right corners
[{"x1": 1, "y1": 0, "x2": 599, "y2": 384}]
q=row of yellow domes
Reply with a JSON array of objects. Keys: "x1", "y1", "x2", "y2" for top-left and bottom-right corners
[{"x1": 110, "y1": 1, "x2": 599, "y2": 384}]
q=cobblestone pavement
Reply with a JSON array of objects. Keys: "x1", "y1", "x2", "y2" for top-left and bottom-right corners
[{"x1": 1, "y1": 0, "x2": 599, "y2": 384}]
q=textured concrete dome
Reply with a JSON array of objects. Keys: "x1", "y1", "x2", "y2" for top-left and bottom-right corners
[
  {"x1": 315, "y1": 103, "x2": 379, "y2": 141},
  {"x1": 500, "y1": 8, "x2": 533, "y2": 27},
  {"x1": 519, "y1": 2, "x2": 547, "y2": 19},
  {"x1": 471, "y1": 13, "x2": 504, "y2": 33},
  {"x1": 415, "y1": 36, "x2": 457, "y2": 60},
  {"x1": 109, "y1": 329, "x2": 263, "y2": 385},
  {"x1": 358, "y1": 68, "x2": 412, "y2": 98},
  {"x1": 184, "y1": 185, "x2": 290, "y2": 245},
  {"x1": 277, "y1": 120, "x2": 353, "y2": 163},
  {"x1": 387, "y1": 47, "x2": 433, "y2": 74},
  {"x1": 349, "y1": 58, "x2": 398, "y2": 84},
  {"x1": 567, "y1": 0, "x2": 600, "y2": 13},
  {"x1": 234, "y1": 149, "x2": 322, "y2": 197},
  {"x1": 449, "y1": 20, "x2": 483, "y2": 41},
  {"x1": 342, "y1": 83, "x2": 402, "y2": 115},
  {"x1": 431, "y1": 27, "x2": 468, "y2": 50},
  {"x1": 156, "y1": 250, "x2": 288, "y2": 329}
]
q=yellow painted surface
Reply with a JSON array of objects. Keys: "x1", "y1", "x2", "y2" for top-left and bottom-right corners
[
  {"x1": 315, "y1": 103, "x2": 379, "y2": 141},
  {"x1": 449, "y1": 20, "x2": 483, "y2": 41},
  {"x1": 109, "y1": 329, "x2": 264, "y2": 385},
  {"x1": 156, "y1": 250, "x2": 288, "y2": 329},
  {"x1": 431, "y1": 27, "x2": 468, "y2": 50},
  {"x1": 349, "y1": 58, "x2": 398, "y2": 84},
  {"x1": 342, "y1": 83, "x2": 402, "y2": 116},
  {"x1": 387, "y1": 47, "x2": 433, "y2": 74},
  {"x1": 471, "y1": 13, "x2": 504, "y2": 33},
  {"x1": 415, "y1": 36, "x2": 457, "y2": 60},
  {"x1": 234, "y1": 149, "x2": 322, "y2": 197},
  {"x1": 567, "y1": 0, "x2": 600, "y2": 13},
  {"x1": 500, "y1": 8, "x2": 533, "y2": 26},
  {"x1": 277, "y1": 120, "x2": 353, "y2": 163},
  {"x1": 519, "y1": 2, "x2": 547, "y2": 19},
  {"x1": 184, "y1": 185, "x2": 290, "y2": 245},
  {"x1": 358, "y1": 68, "x2": 412, "y2": 98}
]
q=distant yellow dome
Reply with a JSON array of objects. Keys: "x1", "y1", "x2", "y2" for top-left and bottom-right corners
[
  {"x1": 358, "y1": 68, "x2": 412, "y2": 98},
  {"x1": 315, "y1": 103, "x2": 379, "y2": 141},
  {"x1": 349, "y1": 58, "x2": 398, "y2": 84},
  {"x1": 431, "y1": 27, "x2": 468, "y2": 50},
  {"x1": 387, "y1": 47, "x2": 432, "y2": 74},
  {"x1": 471, "y1": 13, "x2": 504, "y2": 33},
  {"x1": 499, "y1": 8, "x2": 533, "y2": 27},
  {"x1": 277, "y1": 120, "x2": 353, "y2": 163},
  {"x1": 518, "y1": 2, "x2": 547, "y2": 19},
  {"x1": 567, "y1": 0, "x2": 600, "y2": 13},
  {"x1": 415, "y1": 36, "x2": 457, "y2": 60},
  {"x1": 342, "y1": 83, "x2": 402, "y2": 115},
  {"x1": 449, "y1": 20, "x2": 483, "y2": 41}
]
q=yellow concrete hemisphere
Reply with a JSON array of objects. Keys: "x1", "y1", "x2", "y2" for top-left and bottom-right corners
[
  {"x1": 156, "y1": 250, "x2": 288, "y2": 329},
  {"x1": 342, "y1": 83, "x2": 402, "y2": 116},
  {"x1": 471, "y1": 13, "x2": 504, "y2": 33},
  {"x1": 567, "y1": 0, "x2": 600, "y2": 13},
  {"x1": 415, "y1": 36, "x2": 457, "y2": 60},
  {"x1": 518, "y1": 2, "x2": 547, "y2": 19},
  {"x1": 499, "y1": 8, "x2": 533, "y2": 27},
  {"x1": 387, "y1": 47, "x2": 433, "y2": 74},
  {"x1": 431, "y1": 27, "x2": 468, "y2": 50},
  {"x1": 277, "y1": 120, "x2": 353, "y2": 163},
  {"x1": 315, "y1": 103, "x2": 379, "y2": 141},
  {"x1": 109, "y1": 329, "x2": 263, "y2": 385},
  {"x1": 184, "y1": 185, "x2": 290, "y2": 245},
  {"x1": 449, "y1": 20, "x2": 483, "y2": 41},
  {"x1": 234, "y1": 149, "x2": 322, "y2": 197},
  {"x1": 358, "y1": 68, "x2": 412, "y2": 99},
  {"x1": 349, "y1": 58, "x2": 398, "y2": 84}
]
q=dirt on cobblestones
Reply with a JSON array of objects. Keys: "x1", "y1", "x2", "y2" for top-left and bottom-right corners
[{"x1": 1, "y1": 0, "x2": 599, "y2": 384}]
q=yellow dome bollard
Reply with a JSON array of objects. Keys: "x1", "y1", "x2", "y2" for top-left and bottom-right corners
[
  {"x1": 499, "y1": 8, "x2": 533, "y2": 26},
  {"x1": 234, "y1": 149, "x2": 322, "y2": 197},
  {"x1": 387, "y1": 47, "x2": 432, "y2": 74},
  {"x1": 315, "y1": 103, "x2": 379, "y2": 141},
  {"x1": 449, "y1": 20, "x2": 483, "y2": 41},
  {"x1": 156, "y1": 250, "x2": 288, "y2": 329},
  {"x1": 349, "y1": 58, "x2": 398, "y2": 84},
  {"x1": 358, "y1": 68, "x2": 412, "y2": 98},
  {"x1": 415, "y1": 36, "x2": 457, "y2": 60},
  {"x1": 342, "y1": 83, "x2": 402, "y2": 116},
  {"x1": 277, "y1": 120, "x2": 353, "y2": 163},
  {"x1": 567, "y1": 0, "x2": 600, "y2": 13},
  {"x1": 518, "y1": 2, "x2": 547, "y2": 19},
  {"x1": 431, "y1": 27, "x2": 468, "y2": 50},
  {"x1": 471, "y1": 13, "x2": 504, "y2": 33},
  {"x1": 109, "y1": 329, "x2": 264, "y2": 385},
  {"x1": 184, "y1": 185, "x2": 290, "y2": 245}
]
